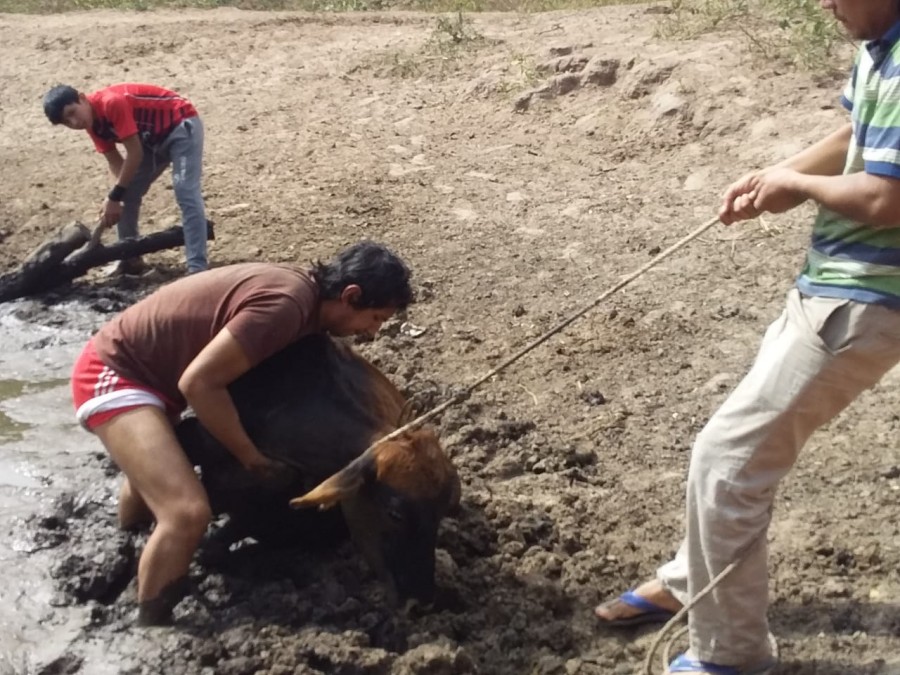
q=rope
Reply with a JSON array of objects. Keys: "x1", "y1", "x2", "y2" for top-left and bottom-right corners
[
  {"x1": 642, "y1": 563, "x2": 738, "y2": 675},
  {"x1": 363, "y1": 214, "x2": 722, "y2": 453},
  {"x1": 374, "y1": 214, "x2": 780, "y2": 671},
  {"x1": 353, "y1": 212, "x2": 778, "y2": 673}
]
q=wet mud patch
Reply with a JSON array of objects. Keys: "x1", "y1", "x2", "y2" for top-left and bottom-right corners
[{"x1": 25, "y1": 330, "x2": 605, "y2": 673}]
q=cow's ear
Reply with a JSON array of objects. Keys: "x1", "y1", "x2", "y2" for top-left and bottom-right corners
[
  {"x1": 396, "y1": 399, "x2": 416, "y2": 427},
  {"x1": 289, "y1": 454, "x2": 374, "y2": 510}
]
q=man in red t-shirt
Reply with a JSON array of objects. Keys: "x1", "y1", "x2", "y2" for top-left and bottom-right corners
[
  {"x1": 70, "y1": 241, "x2": 414, "y2": 625},
  {"x1": 44, "y1": 83, "x2": 209, "y2": 275}
]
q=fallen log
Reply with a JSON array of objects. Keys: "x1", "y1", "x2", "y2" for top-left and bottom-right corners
[{"x1": 0, "y1": 220, "x2": 215, "y2": 304}]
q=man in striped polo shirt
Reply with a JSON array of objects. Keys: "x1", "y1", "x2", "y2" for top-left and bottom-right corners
[
  {"x1": 595, "y1": 2, "x2": 900, "y2": 673},
  {"x1": 44, "y1": 83, "x2": 209, "y2": 275}
]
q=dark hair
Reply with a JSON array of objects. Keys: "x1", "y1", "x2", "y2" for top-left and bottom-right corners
[
  {"x1": 312, "y1": 241, "x2": 414, "y2": 309},
  {"x1": 43, "y1": 84, "x2": 80, "y2": 124}
]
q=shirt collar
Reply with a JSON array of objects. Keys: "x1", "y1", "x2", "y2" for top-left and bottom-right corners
[{"x1": 866, "y1": 18, "x2": 900, "y2": 65}]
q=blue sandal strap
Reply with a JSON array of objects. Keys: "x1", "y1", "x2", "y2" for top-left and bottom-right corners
[
  {"x1": 669, "y1": 654, "x2": 740, "y2": 674},
  {"x1": 668, "y1": 653, "x2": 776, "y2": 675},
  {"x1": 619, "y1": 589, "x2": 670, "y2": 614}
]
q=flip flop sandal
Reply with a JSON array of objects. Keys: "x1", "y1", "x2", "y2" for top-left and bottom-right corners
[
  {"x1": 594, "y1": 589, "x2": 678, "y2": 628},
  {"x1": 669, "y1": 653, "x2": 777, "y2": 674}
]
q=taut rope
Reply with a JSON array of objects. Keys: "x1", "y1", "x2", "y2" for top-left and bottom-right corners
[{"x1": 367, "y1": 215, "x2": 722, "y2": 450}]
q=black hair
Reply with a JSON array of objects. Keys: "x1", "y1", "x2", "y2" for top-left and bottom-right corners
[
  {"x1": 43, "y1": 84, "x2": 80, "y2": 125},
  {"x1": 312, "y1": 241, "x2": 414, "y2": 310}
]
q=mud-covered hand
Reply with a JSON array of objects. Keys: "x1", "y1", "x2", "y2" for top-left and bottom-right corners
[
  {"x1": 243, "y1": 451, "x2": 290, "y2": 475},
  {"x1": 245, "y1": 454, "x2": 294, "y2": 487},
  {"x1": 241, "y1": 450, "x2": 274, "y2": 474},
  {"x1": 100, "y1": 198, "x2": 123, "y2": 229}
]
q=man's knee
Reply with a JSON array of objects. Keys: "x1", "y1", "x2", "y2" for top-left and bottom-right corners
[
  {"x1": 689, "y1": 422, "x2": 724, "y2": 472},
  {"x1": 162, "y1": 498, "x2": 212, "y2": 539}
]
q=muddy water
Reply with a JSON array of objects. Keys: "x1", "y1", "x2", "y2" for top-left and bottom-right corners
[{"x1": 0, "y1": 299, "x2": 105, "y2": 673}]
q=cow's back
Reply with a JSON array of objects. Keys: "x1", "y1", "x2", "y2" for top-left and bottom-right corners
[
  {"x1": 176, "y1": 334, "x2": 405, "y2": 542},
  {"x1": 230, "y1": 333, "x2": 404, "y2": 475}
]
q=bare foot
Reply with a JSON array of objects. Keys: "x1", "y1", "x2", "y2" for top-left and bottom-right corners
[{"x1": 594, "y1": 578, "x2": 682, "y2": 623}]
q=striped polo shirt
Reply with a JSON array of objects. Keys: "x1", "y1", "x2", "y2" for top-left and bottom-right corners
[{"x1": 796, "y1": 20, "x2": 900, "y2": 308}]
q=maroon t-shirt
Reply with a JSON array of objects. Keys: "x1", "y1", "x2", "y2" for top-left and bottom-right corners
[{"x1": 92, "y1": 263, "x2": 320, "y2": 409}]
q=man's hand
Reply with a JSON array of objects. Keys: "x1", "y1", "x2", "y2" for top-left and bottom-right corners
[
  {"x1": 100, "y1": 198, "x2": 123, "y2": 228},
  {"x1": 748, "y1": 167, "x2": 808, "y2": 214},
  {"x1": 243, "y1": 453, "x2": 296, "y2": 487},
  {"x1": 719, "y1": 169, "x2": 762, "y2": 225},
  {"x1": 719, "y1": 167, "x2": 808, "y2": 225},
  {"x1": 240, "y1": 450, "x2": 274, "y2": 474}
]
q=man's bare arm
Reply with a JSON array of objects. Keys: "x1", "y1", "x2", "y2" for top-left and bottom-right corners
[
  {"x1": 178, "y1": 328, "x2": 271, "y2": 471},
  {"x1": 777, "y1": 122, "x2": 852, "y2": 176},
  {"x1": 111, "y1": 134, "x2": 143, "y2": 189},
  {"x1": 103, "y1": 148, "x2": 124, "y2": 182},
  {"x1": 720, "y1": 123, "x2": 853, "y2": 225},
  {"x1": 788, "y1": 170, "x2": 900, "y2": 229}
]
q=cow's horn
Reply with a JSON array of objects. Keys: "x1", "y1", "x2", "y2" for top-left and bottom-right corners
[
  {"x1": 397, "y1": 398, "x2": 417, "y2": 427},
  {"x1": 289, "y1": 451, "x2": 371, "y2": 510}
]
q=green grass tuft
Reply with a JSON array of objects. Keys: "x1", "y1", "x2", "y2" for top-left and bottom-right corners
[{"x1": 657, "y1": 0, "x2": 851, "y2": 71}]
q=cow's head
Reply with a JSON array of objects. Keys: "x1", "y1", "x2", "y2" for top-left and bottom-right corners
[{"x1": 289, "y1": 426, "x2": 460, "y2": 604}]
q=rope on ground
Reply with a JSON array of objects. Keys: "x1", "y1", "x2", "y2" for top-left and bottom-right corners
[
  {"x1": 641, "y1": 562, "x2": 739, "y2": 675},
  {"x1": 361, "y1": 214, "x2": 722, "y2": 455}
]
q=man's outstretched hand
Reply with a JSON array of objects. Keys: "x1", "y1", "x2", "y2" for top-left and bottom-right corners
[{"x1": 719, "y1": 167, "x2": 807, "y2": 225}]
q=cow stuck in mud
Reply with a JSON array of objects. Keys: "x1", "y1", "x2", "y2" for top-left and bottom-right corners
[{"x1": 176, "y1": 333, "x2": 461, "y2": 605}]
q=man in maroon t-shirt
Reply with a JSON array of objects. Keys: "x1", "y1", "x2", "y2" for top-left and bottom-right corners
[
  {"x1": 70, "y1": 241, "x2": 414, "y2": 625},
  {"x1": 43, "y1": 83, "x2": 209, "y2": 275}
]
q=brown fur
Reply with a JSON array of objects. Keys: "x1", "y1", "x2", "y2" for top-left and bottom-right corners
[
  {"x1": 290, "y1": 341, "x2": 455, "y2": 507},
  {"x1": 372, "y1": 428, "x2": 456, "y2": 500}
]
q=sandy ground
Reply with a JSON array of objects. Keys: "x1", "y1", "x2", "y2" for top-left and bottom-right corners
[{"x1": 1, "y1": 4, "x2": 900, "y2": 674}]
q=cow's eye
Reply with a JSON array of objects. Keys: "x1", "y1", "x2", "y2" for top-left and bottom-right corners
[{"x1": 387, "y1": 497, "x2": 406, "y2": 523}]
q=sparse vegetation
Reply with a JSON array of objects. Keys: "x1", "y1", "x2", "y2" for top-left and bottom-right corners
[
  {"x1": 507, "y1": 49, "x2": 541, "y2": 88},
  {"x1": 367, "y1": 10, "x2": 486, "y2": 79},
  {"x1": 658, "y1": 0, "x2": 850, "y2": 70},
  {"x1": 432, "y1": 9, "x2": 483, "y2": 49},
  {"x1": 0, "y1": 0, "x2": 849, "y2": 73}
]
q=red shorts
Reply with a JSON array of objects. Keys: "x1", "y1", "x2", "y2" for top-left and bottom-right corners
[{"x1": 71, "y1": 339, "x2": 181, "y2": 431}]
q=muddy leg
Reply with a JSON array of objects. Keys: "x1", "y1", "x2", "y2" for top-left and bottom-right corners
[
  {"x1": 137, "y1": 576, "x2": 191, "y2": 626},
  {"x1": 118, "y1": 478, "x2": 153, "y2": 531},
  {"x1": 95, "y1": 406, "x2": 211, "y2": 623}
]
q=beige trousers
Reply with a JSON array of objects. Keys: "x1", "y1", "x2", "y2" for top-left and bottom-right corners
[{"x1": 657, "y1": 288, "x2": 900, "y2": 665}]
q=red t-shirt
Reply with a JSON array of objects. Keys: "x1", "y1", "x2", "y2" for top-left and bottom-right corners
[
  {"x1": 91, "y1": 264, "x2": 321, "y2": 410},
  {"x1": 86, "y1": 83, "x2": 198, "y2": 154}
]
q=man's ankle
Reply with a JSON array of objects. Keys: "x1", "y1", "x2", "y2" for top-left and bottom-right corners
[{"x1": 136, "y1": 576, "x2": 190, "y2": 626}]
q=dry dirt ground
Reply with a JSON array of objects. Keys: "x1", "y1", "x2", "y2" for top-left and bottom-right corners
[{"x1": 2, "y1": 4, "x2": 900, "y2": 674}]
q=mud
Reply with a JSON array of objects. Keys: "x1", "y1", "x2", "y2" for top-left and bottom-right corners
[{"x1": 2, "y1": 4, "x2": 900, "y2": 675}]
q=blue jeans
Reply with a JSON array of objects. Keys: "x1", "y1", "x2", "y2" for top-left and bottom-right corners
[{"x1": 118, "y1": 117, "x2": 208, "y2": 273}]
